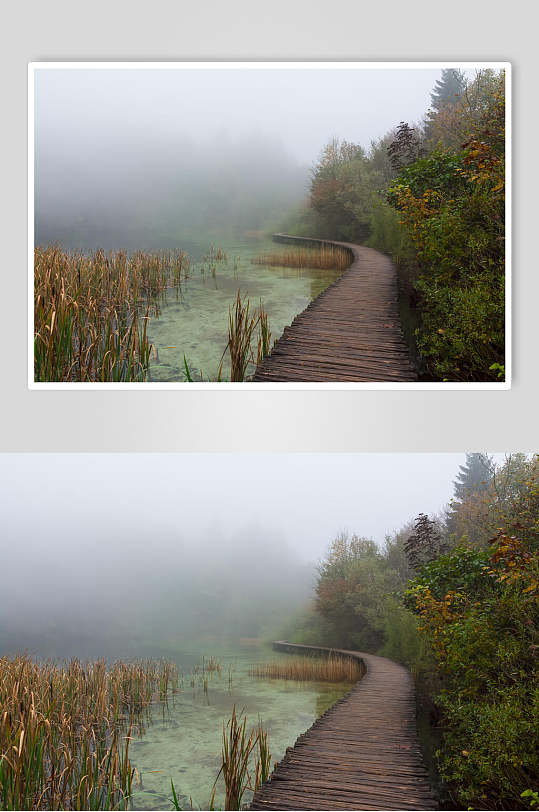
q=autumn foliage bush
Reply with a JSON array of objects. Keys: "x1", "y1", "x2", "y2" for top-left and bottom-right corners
[
  {"x1": 287, "y1": 69, "x2": 506, "y2": 382},
  {"x1": 290, "y1": 454, "x2": 538, "y2": 809},
  {"x1": 387, "y1": 138, "x2": 505, "y2": 381},
  {"x1": 405, "y1": 528, "x2": 539, "y2": 809}
]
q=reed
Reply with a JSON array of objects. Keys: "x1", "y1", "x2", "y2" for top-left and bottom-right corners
[
  {"x1": 249, "y1": 654, "x2": 363, "y2": 683},
  {"x1": 0, "y1": 654, "x2": 178, "y2": 810},
  {"x1": 211, "y1": 707, "x2": 272, "y2": 810},
  {"x1": 224, "y1": 292, "x2": 258, "y2": 382},
  {"x1": 217, "y1": 706, "x2": 256, "y2": 810},
  {"x1": 202, "y1": 655, "x2": 222, "y2": 675},
  {"x1": 252, "y1": 244, "x2": 351, "y2": 272},
  {"x1": 256, "y1": 302, "x2": 272, "y2": 366},
  {"x1": 204, "y1": 246, "x2": 228, "y2": 263},
  {"x1": 222, "y1": 291, "x2": 271, "y2": 382},
  {"x1": 34, "y1": 245, "x2": 190, "y2": 382},
  {"x1": 253, "y1": 721, "x2": 271, "y2": 792}
]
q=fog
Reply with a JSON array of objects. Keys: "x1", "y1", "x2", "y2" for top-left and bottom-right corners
[
  {"x1": 34, "y1": 67, "x2": 447, "y2": 251},
  {"x1": 0, "y1": 453, "x2": 503, "y2": 660}
]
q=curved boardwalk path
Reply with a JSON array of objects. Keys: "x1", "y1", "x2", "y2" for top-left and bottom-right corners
[
  {"x1": 253, "y1": 234, "x2": 416, "y2": 382},
  {"x1": 251, "y1": 641, "x2": 436, "y2": 811}
]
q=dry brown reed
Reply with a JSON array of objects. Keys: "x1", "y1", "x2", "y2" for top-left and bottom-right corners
[
  {"x1": 210, "y1": 707, "x2": 272, "y2": 811},
  {"x1": 223, "y1": 292, "x2": 271, "y2": 381},
  {"x1": 202, "y1": 655, "x2": 222, "y2": 674},
  {"x1": 251, "y1": 244, "x2": 351, "y2": 272},
  {"x1": 249, "y1": 654, "x2": 363, "y2": 683},
  {"x1": 0, "y1": 654, "x2": 178, "y2": 810},
  {"x1": 34, "y1": 245, "x2": 190, "y2": 382}
]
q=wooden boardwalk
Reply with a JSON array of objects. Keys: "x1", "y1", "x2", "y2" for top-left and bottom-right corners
[
  {"x1": 253, "y1": 235, "x2": 416, "y2": 382},
  {"x1": 251, "y1": 641, "x2": 436, "y2": 811}
]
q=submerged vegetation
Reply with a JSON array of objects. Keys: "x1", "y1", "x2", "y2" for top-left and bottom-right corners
[
  {"x1": 0, "y1": 655, "x2": 178, "y2": 810},
  {"x1": 250, "y1": 653, "x2": 362, "y2": 683},
  {"x1": 251, "y1": 244, "x2": 351, "y2": 272},
  {"x1": 181, "y1": 291, "x2": 273, "y2": 382}
]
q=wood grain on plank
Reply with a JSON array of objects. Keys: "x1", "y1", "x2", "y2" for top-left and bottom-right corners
[
  {"x1": 250, "y1": 641, "x2": 436, "y2": 811},
  {"x1": 253, "y1": 235, "x2": 416, "y2": 382}
]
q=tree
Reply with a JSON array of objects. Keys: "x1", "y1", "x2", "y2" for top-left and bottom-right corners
[
  {"x1": 404, "y1": 513, "x2": 447, "y2": 571},
  {"x1": 424, "y1": 69, "x2": 467, "y2": 142},
  {"x1": 309, "y1": 138, "x2": 373, "y2": 241},
  {"x1": 387, "y1": 122, "x2": 424, "y2": 171},
  {"x1": 453, "y1": 453, "x2": 494, "y2": 501},
  {"x1": 314, "y1": 533, "x2": 399, "y2": 650},
  {"x1": 450, "y1": 454, "x2": 538, "y2": 548},
  {"x1": 445, "y1": 453, "x2": 494, "y2": 533},
  {"x1": 430, "y1": 69, "x2": 467, "y2": 112},
  {"x1": 425, "y1": 70, "x2": 505, "y2": 152}
]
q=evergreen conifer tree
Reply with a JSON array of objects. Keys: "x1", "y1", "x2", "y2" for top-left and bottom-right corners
[
  {"x1": 430, "y1": 69, "x2": 467, "y2": 113},
  {"x1": 453, "y1": 453, "x2": 494, "y2": 500},
  {"x1": 446, "y1": 453, "x2": 495, "y2": 533},
  {"x1": 425, "y1": 69, "x2": 468, "y2": 139}
]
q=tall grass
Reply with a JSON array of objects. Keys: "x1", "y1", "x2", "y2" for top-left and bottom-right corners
[
  {"x1": 222, "y1": 291, "x2": 271, "y2": 382},
  {"x1": 256, "y1": 303, "x2": 272, "y2": 367},
  {"x1": 250, "y1": 654, "x2": 363, "y2": 683},
  {"x1": 252, "y1": 244, "x2": 351, "y2": 272},
  {"x1": 253, "y1": 721, "x2": 271, "y2": 791},
  {"x1": 0, "y1": 654, "x2": 178, "y2": 810},
  {"x1": 34, "y1": 245, "x2": 190, "y2": 382},
  {"x1": 210, "y1": 707, "x2": 272, "y2": 811}
]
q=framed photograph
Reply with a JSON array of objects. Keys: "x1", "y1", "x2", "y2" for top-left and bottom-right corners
[{"x1": 29, "y1": 62, "x2": 510, "y2": 389}]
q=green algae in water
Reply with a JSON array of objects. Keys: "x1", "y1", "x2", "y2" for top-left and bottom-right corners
[
  {"x1": 147, "y1": 239, "x2": 343, "y2": 382},
  {"x1": 129, "y1": 645, "x2": 351, "y2": 810}
]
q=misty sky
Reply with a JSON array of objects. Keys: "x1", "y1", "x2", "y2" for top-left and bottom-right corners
[
  {"x1": 0, "y1": 453, "x2": 512, "y2": 657},
  {"x1": 34, "y1": 66, "x2": 480, "y2": 250},
  {"x1": 2, "y1": 453, "x2": 504, "y2": 562},
  {"x1": 34, "y1": 67, "x2": 455, "y2": 164}
]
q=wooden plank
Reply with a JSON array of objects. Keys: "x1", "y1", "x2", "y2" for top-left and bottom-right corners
[
  {"x1": 250, "y1": 642, "x2": 437, "y2": 811},
  {"x1": 252, "y1": 234, "x2": 416, "y2": 382}
]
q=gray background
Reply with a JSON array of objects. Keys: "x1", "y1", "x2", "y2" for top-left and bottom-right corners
[{"x1": 1, "y1": 0, "x2": 535, "y2": 452}]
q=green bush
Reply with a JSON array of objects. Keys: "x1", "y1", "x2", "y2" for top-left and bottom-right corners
[{"x1": 406, "y1": 535, "x2": 539, "y2": 809}]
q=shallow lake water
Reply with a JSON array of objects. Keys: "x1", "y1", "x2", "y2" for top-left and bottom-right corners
[
  {"x1": 129, "y1": 642, "x2": 350, "y2": 810},
  {"x1": 147, "y1": 238, "x2": 342, "y2": 382}
]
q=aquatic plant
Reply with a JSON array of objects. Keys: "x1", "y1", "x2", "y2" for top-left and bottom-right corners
[
  {"x1": 204, "y1": 246, "x2": 228, "y2": 263},
  {"x1": 202, "y1": 655, "x2": 223, "y2": 674},
  {"x1": 34, "y1": 245, "x2": 190, "y2": 382},
  {"x1": 220, "y1": 291, "x2": 272, "y2": 382},
  {"x1": 211, "y1": 707, "x2": 272, "y2": 810},
  {"x1": 251, "y1": 244, "x2": 351, "y2": 272},
  {"x1": 0, "y1": 654, "x2": 178, "y2": 810},
  {"x1": 249, "y1": 654, "x2": 363, "y2": 683},
  {"x1": 253, "y1": 721, "x2": 272, "y2": 792},
  {"x1": 225, "y1": 291, "x2": 260, "y2": 382},
  {"x1": 215, "y1": 706, "x2": 255, "y2": 810},
  {"x1": 256, "y1": 302, "x2": 272, "y2": 366}
]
